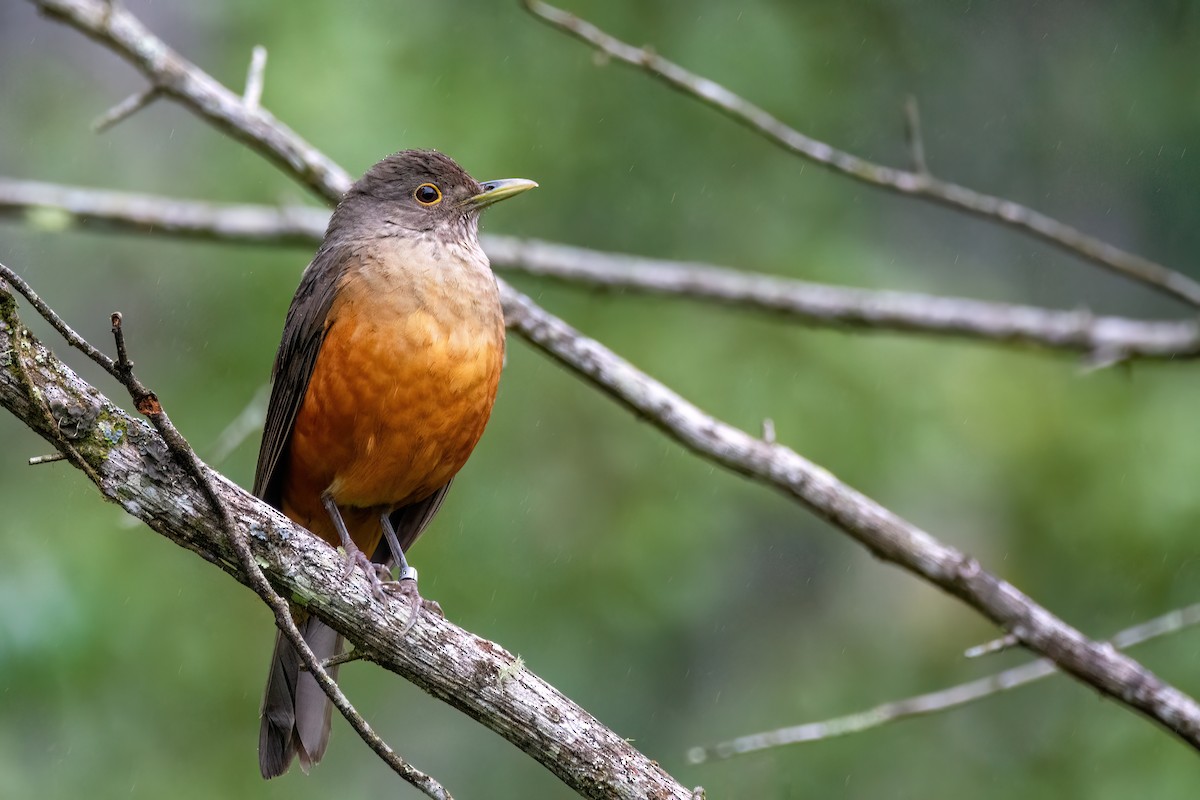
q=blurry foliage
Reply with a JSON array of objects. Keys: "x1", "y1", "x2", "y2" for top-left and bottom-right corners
[{"x1": 2, "y1": 1, "x2": 1200, "y2": 797}]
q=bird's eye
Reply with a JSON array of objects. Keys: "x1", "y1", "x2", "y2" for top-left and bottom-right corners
[{"x1": 414, "y1": 183, "x2": 442, "y2": 206}]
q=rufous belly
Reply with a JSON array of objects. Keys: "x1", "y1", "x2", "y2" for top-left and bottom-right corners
[{"x1": 279, "y1": 272, "x2": 504, "y2": 553}]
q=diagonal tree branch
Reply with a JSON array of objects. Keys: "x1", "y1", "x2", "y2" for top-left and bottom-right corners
[
  {"x1": 500, "y1": 288, "x2": 1200, "y2": 752},
  {"x1": 4, "y1": 177, "x2": 1199, "y2": 362},
  {"x1": 24, "y1": 0, "x2": 1200, "y2": 766},
  {"x1": 4, "y1": 261, "x2": 452, "y2": 795},
  {"x1": 0, "y1": 277, "x2": 695, "y2": 800},
  {"x1": 521, "y1": 0, "x2": 1200, "y2": 309},
  {"x1": 688, "y1": 601, "x2": 1200, "y2": 762},
  {"x1": 109, "y1": 305, "x2": 449, "y2": 798}
]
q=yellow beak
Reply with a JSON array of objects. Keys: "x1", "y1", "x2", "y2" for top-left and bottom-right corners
[{"x1": 463, "y1": 178, "x2": 538, "y2": 210}]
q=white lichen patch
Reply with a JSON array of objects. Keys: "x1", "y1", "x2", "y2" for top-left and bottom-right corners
[{"x1": 498, "y1": 654, "x2": 525, "y2": 686}]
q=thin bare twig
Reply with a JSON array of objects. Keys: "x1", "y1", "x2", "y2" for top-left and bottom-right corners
[
  {"x1": 92, "y1": 85, "x2": 161, "y2": 133},
  {"x1": 0, "y1": 261, "x2": 119, "y2": 374},
  {"x1": 27, "y1": 452, "x2": 67, "y2": 465},
  {"x1": 206, "y1": 382, "x2": 269, "y2": 465},
  {"x1": 35, "y1": 0, "x2": 350, "y2": 201},
  {"x1": 4, "y1": 178, "x2": 1199, "y2": 362},
  {"x1": 26, "y1": 0, "x2": 1200, "y2": 763},
  {"x1": 319, "y1": 649, "x2": 366, "y2": 670},
  {"x1": 0, "y1": 271, "x2": 103, "y2": 485},
  {"x1": 521, "y1": 0, "x2": 1200, "y2": 309},
  {"x1": 690, "y1": 602, "x2": 1200, "y2": 762}
]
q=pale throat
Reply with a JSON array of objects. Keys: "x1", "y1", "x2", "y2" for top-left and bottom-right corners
[{"x1": 334, "y1": 231, "x2": 505, "y2": 349}]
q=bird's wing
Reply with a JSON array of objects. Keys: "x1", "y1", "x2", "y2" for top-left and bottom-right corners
[{"x1": 253, "y1": 242, "x2": 354, "y2": 505}]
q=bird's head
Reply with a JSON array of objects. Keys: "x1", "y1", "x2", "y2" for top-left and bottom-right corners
[{"x1": 332, "y1": 149, "x2": 536, "y2": 240}]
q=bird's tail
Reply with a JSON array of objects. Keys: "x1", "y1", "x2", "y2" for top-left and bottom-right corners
[{"x1": 258, "y1": 616, "x2": 342, "y2": 779}]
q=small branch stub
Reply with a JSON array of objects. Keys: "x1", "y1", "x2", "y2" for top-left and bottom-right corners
[
  {"x1": 965, "y1": 633, "x2": 1019, "y2": 659},
  {"x1": 110, "y1": 311, "x2": 129, "y2": 366},
  {"x1": 110, "y1": 312, "x2": 163, "y2": 415},
  {"x1": 903, "y1": 95, "x2": 929, "y2": 176},
  {"x1": 243, "y1": 45, "x2": 267, "y2": 110}
]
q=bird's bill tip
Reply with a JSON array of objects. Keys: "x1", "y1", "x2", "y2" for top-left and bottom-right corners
[{"x1": 464, "y1": 178, "x2": 538, "y2": 209}]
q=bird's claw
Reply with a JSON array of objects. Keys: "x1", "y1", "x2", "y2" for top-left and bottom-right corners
[
  {"x1": 341, "y1": 545, "x2": 391, "y2": 600},
  {"x1": 341, "y1": 545, "x2": 441, "y2": 627},
  {"x1": 381, "y1": 573, "x2": 443, "y2": 632}
]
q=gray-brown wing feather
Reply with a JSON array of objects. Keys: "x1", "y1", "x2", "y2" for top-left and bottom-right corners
[
  {"x1": 256, "y1": 239, "x2": 458, "y2": 779},
  {"x1": 253, "y1": 242, "x2": 354, "y2": 504},
  {"x1": 256, "y1": 241, "x2": 352, "y2": 779}
]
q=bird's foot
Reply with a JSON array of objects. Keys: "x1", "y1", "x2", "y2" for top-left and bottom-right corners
[
  {"x1": 340, "y1": 543, "x2": 392, "y2": 601},
  {"x1": 381, "y1": 568, "x2": 444, "y2": 632}
]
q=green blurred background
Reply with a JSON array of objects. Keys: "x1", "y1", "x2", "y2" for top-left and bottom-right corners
[{"x1": 3, "y1": 1, "x2": 1200, "y2": 797}]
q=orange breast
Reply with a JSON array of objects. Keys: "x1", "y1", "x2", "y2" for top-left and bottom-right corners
[{"x1": 279, "y1": 249, "x2": 504, "y2": 553}]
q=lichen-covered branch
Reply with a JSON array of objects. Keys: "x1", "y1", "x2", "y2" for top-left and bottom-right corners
[{"x1": 0, "y1": 281, "x2": 694, "y2": 800}]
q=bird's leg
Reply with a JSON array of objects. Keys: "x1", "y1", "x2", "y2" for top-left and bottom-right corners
[
  {"x1": 379, "y1": 512, "x2": 444, "y2": 629},
  {"x1": 378, "y1": 512, "x2": 417, "y2": 583},
  {"x1": 321, "y1": 492, "x2": 389, "y2": 599}
]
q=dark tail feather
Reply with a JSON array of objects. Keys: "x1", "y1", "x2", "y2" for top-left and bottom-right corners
[
  {"x1": 259, "y1": 483, "x2": 453, "y2": 778},
  {"x1": 258, "y1": 617, "x2": 342, "y2": 779}
]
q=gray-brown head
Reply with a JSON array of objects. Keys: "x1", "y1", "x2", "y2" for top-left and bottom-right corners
[{"x1": 328, "y1": 149, "x2": 536, "y2": 241}]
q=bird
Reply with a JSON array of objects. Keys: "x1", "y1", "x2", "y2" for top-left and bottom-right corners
[{"x1": 252, "y1": 149, "x2": 536, "y2": 779}]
